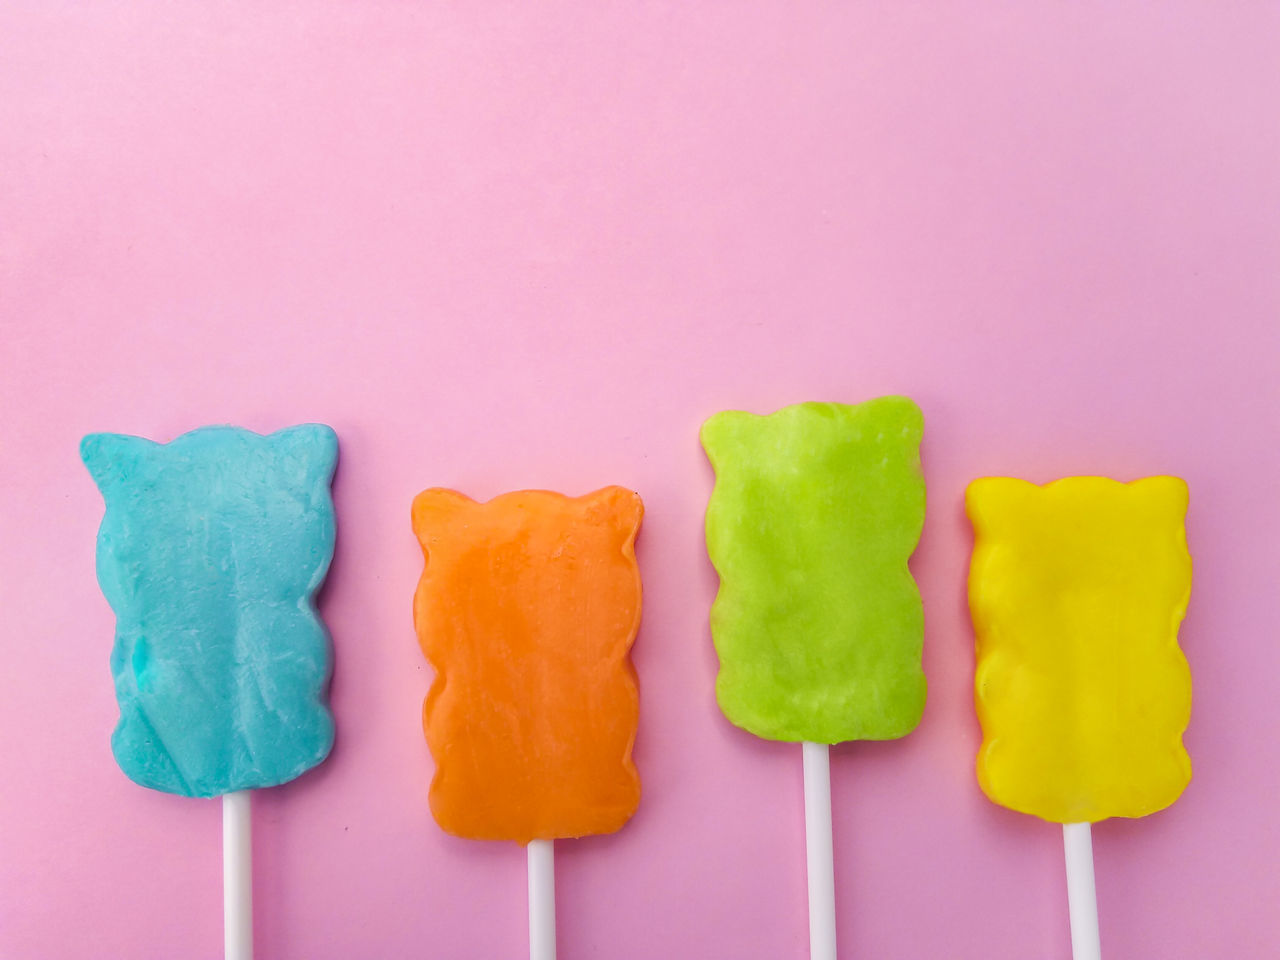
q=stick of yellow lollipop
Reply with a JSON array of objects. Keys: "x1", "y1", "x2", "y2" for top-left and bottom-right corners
[{"x1": 967, "y1": 476, "x2": 1193, "y2": 960}]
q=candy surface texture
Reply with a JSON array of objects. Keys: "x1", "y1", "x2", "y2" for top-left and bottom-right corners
[
  {"x1": 702, "y1": 397, "x2": 927, "y2": 743},
  {"x1": 967, "y1": 476, "x2": 1193, "y2": 823},
  {"x1": 412, "y1": 486, "x2": 643, "y2": 843},
  {"x1": 82, "y1": 424, "x2": 338, "y2": 798}
]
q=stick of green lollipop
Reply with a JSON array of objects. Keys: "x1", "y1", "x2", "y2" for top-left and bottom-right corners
[{"x1": 702, "y1": 397, "x2": 928, "y2": 959}]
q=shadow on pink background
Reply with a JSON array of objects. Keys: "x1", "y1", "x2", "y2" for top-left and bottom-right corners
[{"x1": 2, "y1": 3, "x2": 1278, "y2": 958}]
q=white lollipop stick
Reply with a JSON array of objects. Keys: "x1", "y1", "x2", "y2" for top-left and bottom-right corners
[
  {"x1": 1063, "y1": 822, "x2": 1101, "y2": 960},
  {"x1": 528, "y1": 838, "x2": 556, "y2": 960},
  {"x1": 223, "y1": 790, "x2": 253, "y2": 960},
  {"x1": 802, "y1": 742, "x2": 837, "y2": 960}
]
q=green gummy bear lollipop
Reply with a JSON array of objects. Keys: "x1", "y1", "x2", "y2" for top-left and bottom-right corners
[{"x1": 701, "y1": 397, "x2": 927, "y2": 744}]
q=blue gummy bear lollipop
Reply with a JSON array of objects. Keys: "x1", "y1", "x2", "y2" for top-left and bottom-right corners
[{"x1": 82, "y1": 424, "x2": 338, "y2": 797}]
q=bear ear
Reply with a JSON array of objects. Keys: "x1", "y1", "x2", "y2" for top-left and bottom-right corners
[
  {"x1": 1130, "y1": 476, "x2": 1190, "y2": 521},
  {"x1": 583, "y1": 486, "x2": 644, "y2": 533},
  {"x1": 965, "y1": 477, "x2": 1038, "y2": 534},
  {"x1": 411, "y1": 488, "x2": 476, "y2": 536},
  {"x1": 700, "y1": 410, "x2": 757, "y2": 464},
  {"x1": 867, "y1": 395, "x2": 924, "y2": 443},
  {"x1": 270, "y1": 424, "x2": 338, "y2": 484},
  {"x1": 80, "y1": 433, "x2": 159, "y2": 492}
]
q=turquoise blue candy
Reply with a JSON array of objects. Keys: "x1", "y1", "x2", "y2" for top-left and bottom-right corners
[{"x1": 81, "y1": 424, "x2": 338, "y2": 798}]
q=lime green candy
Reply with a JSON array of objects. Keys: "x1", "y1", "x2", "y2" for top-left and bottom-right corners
[{"x1": 701, "y1": 397, "x2": 927, "y2": 744}]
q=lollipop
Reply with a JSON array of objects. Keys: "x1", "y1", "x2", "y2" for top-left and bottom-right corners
[
  {"x1": 702, "y1": 397, "x2": 927, "y2": 960},
  {"x1": 412, "y1": 486, "x2": 643, "y2": 960},
  {"x1": 82, "y1": 424, "x2": 338, "y2": 960},
  {"x1": 967, "y1": 476, "x2": 1192, "y2": 960}
]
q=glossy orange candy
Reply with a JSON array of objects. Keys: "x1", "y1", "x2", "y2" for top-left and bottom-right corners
[{"x1": 411, "y1": 486, "x2": 643, "y2": 844}]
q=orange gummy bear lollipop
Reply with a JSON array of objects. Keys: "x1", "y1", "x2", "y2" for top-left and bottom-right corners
[{"x1": 411, "y1": 486, "x2": 643, "y2": 844}]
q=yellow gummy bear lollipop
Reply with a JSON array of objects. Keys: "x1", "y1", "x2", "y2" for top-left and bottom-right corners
[{"x1": 967, "y1": 476, "x2": 1192, "y2": 824}]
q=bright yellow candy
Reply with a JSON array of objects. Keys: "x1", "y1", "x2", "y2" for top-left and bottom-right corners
[{"x1": 967, "y1": 476, "x2": 1192, "y2": 823}]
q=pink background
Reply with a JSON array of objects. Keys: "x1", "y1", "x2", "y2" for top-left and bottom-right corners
[{"x1": 2, "y1": 3, "x2": 1278, "y2": 958}]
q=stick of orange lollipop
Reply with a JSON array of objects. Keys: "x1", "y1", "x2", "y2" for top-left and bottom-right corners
[{"x1": 411, "y1": 486, "x2": 644, "y2": 960}]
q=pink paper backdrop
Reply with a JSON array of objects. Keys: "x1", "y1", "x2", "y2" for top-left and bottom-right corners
[{"x1": 2, "y1": 3, "x2": 1277, "y2": 958}]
